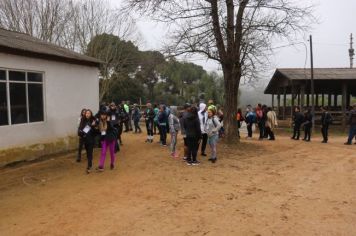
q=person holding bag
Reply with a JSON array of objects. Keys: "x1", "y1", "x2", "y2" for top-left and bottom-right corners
[{"x1": 78, "y1": 109, "x2": 97, "y2": 173}]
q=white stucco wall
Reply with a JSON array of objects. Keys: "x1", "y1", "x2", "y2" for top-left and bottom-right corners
[{"x1": 0, "y1": 53, "x2": 99, "y2": 149}]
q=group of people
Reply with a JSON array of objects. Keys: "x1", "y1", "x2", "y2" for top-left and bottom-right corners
[
  {"x1": 236, "y1": 104, "x2": 278, "y2": 141},
  {"x1": 143, "y1": 100, "x2": 222, "y2": 165},
  {"x1": 77, "y1": 101, "x2": 142, "y2": 173},
  {"x1": 76, "y1": 99, "x2": 356, "y2": 173}
]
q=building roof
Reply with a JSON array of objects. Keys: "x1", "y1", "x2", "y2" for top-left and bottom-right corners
[
  {"x1": 276, "y1": 68, "x2": 356, "y2": 80},
  {"x1": 265, "y1": 68, "x2": 356, "y2": 94},
  {"x1": 0, "y1": 28, "x2": 101, "y2": 67}
]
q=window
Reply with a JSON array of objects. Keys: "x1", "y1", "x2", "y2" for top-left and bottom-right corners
[{"x1": 0, "y1": 69, "x2": 44, "y2": 126}]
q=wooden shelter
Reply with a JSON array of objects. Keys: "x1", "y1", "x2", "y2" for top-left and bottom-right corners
[{"x1": 264, "y1": 68, "x2": 356, "y2": 127}]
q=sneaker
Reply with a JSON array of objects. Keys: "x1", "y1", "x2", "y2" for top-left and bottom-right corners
[
  {"x1": 201, "y1": 153, "x2": 207, "y2": 157},
  {"x1": 76, "y1": 158, "x2": 81, "y2": 163},
  {"x1": 110, "y1": 164, "x2": 115, "y2": 170},
  {"x1": 86, "y1": 168, "x2": 92, "y2": 174},
  {"x1": 186, "y1": 161, "x2": 192, "y2": 166},
  {"x1": 192, "y1": 161, "x2": 200, "y2": 166},
  {"x1": 321, "y1": 140, "x2": 327, "y2": 143},
  {"x1": 96, "y1": 167, "x2": 104, "y2": 172},
  {"x1": 211, "y1": 158, "x2": 217, "y2": 163},
  {"x1": 344, "y1": 142, "x2": 352, "y2": 145}
]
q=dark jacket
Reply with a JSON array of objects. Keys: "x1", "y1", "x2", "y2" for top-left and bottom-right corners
[
  {"x1": 293, "y1": 112, "x2": 305, "y2": 126},
  {"x1": 144, "y1": 108, "x2": 155, "y2": 123},
  {"x1": 183, "y1": 113, "x2": 202, "y2": 138},
  {"x1": 303, "y1": 113, "x2": 313, "y2": 128},
  {"x1": 99, "y1": 121, "x2": 117, "y2": 142},
  {"x1": 108, "y1": 108, "x2": 119, "y2": 126},
  {"x1": 321, "y1": 111, "x2": 332, "y2": 126},
  {"x1": 78, "y1": 117, "x2": 97, "y2": 143},
  {"x1": 179, "y1": 111, "x2": 189, "y2": 136},
  {"x1": 117, "y1": 106, "x2": 129, "y2": 124},
  {"x1": 132, "y1": 107, "x2": 141, "y2": 122},
  {"x1": 158, "y1": 110, "x2": 168, "y2": 126},
  {"x1": 349, "y1": 109, "x2": 356, "y2": 126}
]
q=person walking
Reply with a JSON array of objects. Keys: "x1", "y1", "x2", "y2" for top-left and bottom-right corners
[
  {"x1": 320, "y1": 106, "x2": 332, "y2": 143},
  {"x1": 302, "y1": 109, "x2": 313, "y2": 142},
  {"x1": 153, "y1": 104, "x2": 159, "y2": 135},
  {"x1": 117, "y1": 104, "x2": 127, "y2": 145},
  {"x1": 344, "y1": 104, "x2": 356, "y2": 145},
  {"x1": 78, "y1": 109, "x2": 97, "y2": 173},
  {"x1": 236, "y1": 108, "x2": 244, "y2": 138},
  {"x1": 132, "y1": 104, "x2": 142, "y2": 133},
  {"x1": 122, "y1": 101, "x2": 130, "y2": 132},
  {"x1": 168, "y1": 106, "x2": 180, "y2": 158},
  {"x1": 256, "y1": 104, "x2": 266, "y2": 140},
  {"x1": 144, "y1": 103, "x2": 155, "y2": 143},
  {"x1": 158, "y1": 105, "x2": 168, "y2": 146},
  {"x1": 265, "y1": 107, "x2": 278, "y2": 140},
  {"x1": 198, "y1": 103, "x2": 208, "y2": 156},
  {"x1": 108, "y1": 102, "x2": 120, "y2": 153},
  {"x1": 183, "y1": 106, "x2": 202, "y2": 165},
  {"x1": 76, "y1": 108, "x2": 86, "y2": 162},
  {"x1": 204, "y1": 108, "x2": 222, "y2": 163},
  {"x1": 245, "y1": 106, "x2": 256, "y2": 139},
  {"x1": 97, "y1": 111, "x2": 118, "y2": 171},
  {"x1": 291, "y1": 106, "x2": 304, "y2": 140}
]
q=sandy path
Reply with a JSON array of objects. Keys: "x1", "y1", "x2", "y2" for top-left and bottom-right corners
[{"x1": 0, "y1": 132, "x2": 355, "y2": 236}]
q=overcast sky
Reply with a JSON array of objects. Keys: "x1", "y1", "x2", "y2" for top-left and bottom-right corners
[{"x1": 110, "y1": 0, "x2": 356, "y2": 79}]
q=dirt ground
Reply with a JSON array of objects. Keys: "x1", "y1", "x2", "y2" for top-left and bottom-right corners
[{"x1": 0, "y1": 130, "x2": 355, "y2": 236}]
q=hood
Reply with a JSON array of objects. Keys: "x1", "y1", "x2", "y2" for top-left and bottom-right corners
[
  {"x1": 186, "y1": 112, "x2": 197, "y2": 120},
  {"x1": 199, "y1": 103, "x2": 207, "y2": 112}
]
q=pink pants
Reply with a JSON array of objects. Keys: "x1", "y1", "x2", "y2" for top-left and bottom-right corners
[{"x1": 99, "y1": 140, "x2": 116, "y2": 168}]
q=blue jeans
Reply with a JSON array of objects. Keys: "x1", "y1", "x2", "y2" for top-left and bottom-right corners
[{"x1": 347, "y1": 125, "x2": 356, "y2": 144}]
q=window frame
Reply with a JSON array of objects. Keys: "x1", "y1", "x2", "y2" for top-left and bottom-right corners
[{"x1": 0, "y1": 67, "x2": 46, "y2": 126}]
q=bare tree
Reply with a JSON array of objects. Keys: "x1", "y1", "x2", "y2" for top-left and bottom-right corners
[
  {"x1": 0, "y1": 0, "x2": 140, "y2": 52},
  {"x1": 124, "y1": 0, "x2": 315, "y2": 142}
]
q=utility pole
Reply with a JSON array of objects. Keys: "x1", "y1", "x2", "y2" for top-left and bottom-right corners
[
  {"x1": 309, "y1": 35, "x2": 315, "y2": 129},
  {"x1": 349, "y1": 33, "x2": 355, "y2": 68}
]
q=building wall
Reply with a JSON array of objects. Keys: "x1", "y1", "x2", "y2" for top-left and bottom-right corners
[{"x1": 0, "y1": 53, "x2": 99, "y2": 165}]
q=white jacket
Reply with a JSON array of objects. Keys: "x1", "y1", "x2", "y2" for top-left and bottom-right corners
[{"x1": 198, "y1": 103, "x2": 208, "y2": 134}]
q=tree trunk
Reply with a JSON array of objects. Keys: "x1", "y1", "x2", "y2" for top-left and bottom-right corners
[{"x1": 223, "y1": 67, "x2": 240, "y2": 143}]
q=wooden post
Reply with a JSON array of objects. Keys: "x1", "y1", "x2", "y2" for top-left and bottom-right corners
[
  {"x1": 346, "y1": 91, "x2": 351, "y2": 109},
  {"x1": 321, "y1": 93, "x2": 325, "y2": 107},
  {"x1": 342, "y1": 83, "x2": 347, "y2": 129},
  {"x1": 272, "y1": 94, "x2": 275, "y2": 108},
  {"x1": 328, "y1": 93, "x2": 332, "y2": 108},
  {"x1": 297, "y1": 93, "x2": 300, "y2": 106},
  {"x1": 283, "y1": 87, "x2": 287, "y2": 120},
  {"x1": 315, "y1": 94, "x2": 319, "y2": 107},
  {"x1": 277, "y1": 89, "x2": 281, "y2": 118},
  {"x1": 307, "y1": 94, "x2": 310, "y2": 107},
  {"x1": 300, "y1": 85, "x2": 305, "y2": 108},
  {"x1": 334, "y1": 94, "x2": 338, "y2": 108},
  {"x1": 291, "y1": 86, "x2": 295, "y2": 118}
]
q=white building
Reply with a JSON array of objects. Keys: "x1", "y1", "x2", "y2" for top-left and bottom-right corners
[{"x1": 0, "y1": 28, "x2": 100, "y2": 166}]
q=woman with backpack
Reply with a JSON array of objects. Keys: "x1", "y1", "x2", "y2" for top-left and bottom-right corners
[
  {"x1": 168, "y1": 106, "x2": 180, "y2": 158},
  {"x1": 204, "y1": 108, "x2": 222, "y2": 163},
  {"x1": 78, "y1": 109, "x2": 97, "y2": 173},
  {"x1": 97, "y1": 110, "x2": 118, "y2": 171}
]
